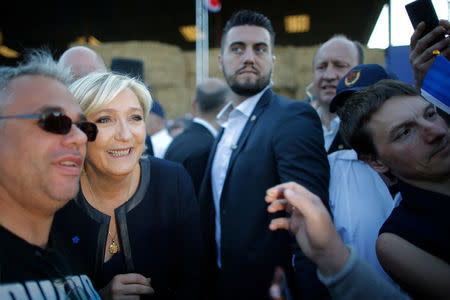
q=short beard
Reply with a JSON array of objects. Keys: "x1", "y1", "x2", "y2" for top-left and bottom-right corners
[
  {"x1": 224, "y1": 65, "x2": 271, "y2": 97},
  {"x1": 228, "y1": 78, "x2": 269, "y2": 97}
]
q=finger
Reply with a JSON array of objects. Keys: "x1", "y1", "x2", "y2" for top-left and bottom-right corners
[
  {"x1": 283, "y1": 187, "x2": 325, "y2": 219},
  {"x1": 438, "y1": 19, "x2": 450, "y2": 31},
  {"x1": 410, "y1": 21, "x2": 426, "y2": 50},
  {"x1": 269, "y1": 217, "x2": 290, "y2": 231},
  {"x1": 265, "y1": 185, "x2": 286, "y2": 203},
  {"x1": 442, "y1": 44, "x2": 450, "y2": 60},
  {"x1": 417, "y1": 25, "x2": 447, "y2": 55},
  {"x1": 117, "y1": 273, "x2": 151, "y2": 286},
  {"x1": 266, "y1": 181, "x2": 303, "y2": 202},
  {"x1": 121, "y1": 284, "x2": 154, "y2": 295},
  {"x1": 267, "y1": 199, "x2": 287, "y2": 213},
  {"x1": 434, "y1": 35, "x2": 450, "y2": 52}
]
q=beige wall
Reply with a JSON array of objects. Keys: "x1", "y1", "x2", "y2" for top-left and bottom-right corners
[{"x1": 80, "y1": 41, "x2": 385, "y2": 119}]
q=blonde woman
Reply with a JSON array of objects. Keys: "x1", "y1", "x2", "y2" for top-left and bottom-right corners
[{"x1": 52, "y1": 72, "x2": 203, "y2": 299}]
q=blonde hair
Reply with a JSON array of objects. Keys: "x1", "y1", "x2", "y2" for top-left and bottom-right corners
[{"x1": 69, "y1": 72, "x2": 152, "y2": 122}]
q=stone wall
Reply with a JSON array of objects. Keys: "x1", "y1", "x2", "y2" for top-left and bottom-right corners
[{"x1": 81, "y1": 41, "x2": 385, "y2": 119}]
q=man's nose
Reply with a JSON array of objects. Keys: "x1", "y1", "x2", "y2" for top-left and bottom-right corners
[
  {"x1": 242, "y1": 48, "x2": 256, "y2": 64},
  {"x1": 322, "y1": 65, "x2": 338, "y2": 80},
  {"x1": 421, "y1": 119, "x2": 447, "y2": 144}
]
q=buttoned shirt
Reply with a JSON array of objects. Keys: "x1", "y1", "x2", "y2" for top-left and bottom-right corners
[
  {"x1": 211, "y1": 86, "x2": 269, "y2": 267},
  {"x1": 318, "y1": 107, "x2": 341, "y2": 152},
  {"x1": 151, "y1": 128, "x2": 173, "y2": 158}
]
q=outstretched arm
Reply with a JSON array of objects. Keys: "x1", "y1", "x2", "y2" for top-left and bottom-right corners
[
  {"x1": 266, "y1": 182, "x2": 348, "y2": 276},
  {"x1": 266, "y1": 182, "x2": 409, "y2": 300}
]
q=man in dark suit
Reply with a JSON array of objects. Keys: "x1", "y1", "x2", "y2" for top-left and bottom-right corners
[
  {"x1": 198, "y1": 10, "x2": 330, "y2": 299},
  {"x1": 164, "y1": 78, "x2": 228, "y2": 195},
  {"x1": 311, "y1": 35, "x2": 364, "y2": 154}
]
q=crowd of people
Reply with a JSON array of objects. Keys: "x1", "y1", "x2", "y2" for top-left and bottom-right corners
[{"x1": 0, "y1": 8, "x2": 448, "y2": 300}]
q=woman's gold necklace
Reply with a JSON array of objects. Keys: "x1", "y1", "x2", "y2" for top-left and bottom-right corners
[
  {"x1": 84, "y1": 175, "x2": 121, "y2": 255},
  {"x1": 107, "y1": 230, "x2": 120, "y2": 255}
]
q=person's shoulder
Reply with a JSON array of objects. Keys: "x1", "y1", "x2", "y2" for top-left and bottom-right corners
[
  {"x1": 144, "y1": 155, "x2": 187, "y2": 175},
  {"x1": 271, "y1": 92, "x2": 317, "y2": 113},
  {"x1": 328, "y1": 149, "x2": 358, "y2": 164}
]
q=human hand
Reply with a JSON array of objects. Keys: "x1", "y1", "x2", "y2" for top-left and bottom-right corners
[
  {"x1": 409, "y1": 20, "x2": 450, "y2": 89},
  {"x1": 265, "y1": 182, "x2": 349, "y2": 276},
  {"x1": 99, "y1": 273, "x2": 154, "y2": 300}
]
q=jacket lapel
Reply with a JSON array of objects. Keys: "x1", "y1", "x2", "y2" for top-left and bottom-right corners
[
  {"x1": 200, "y1": 126, "x2": 224, "y2": 199},
  {"x1": 225, "y1": 89, "x2": 272, "y2": 181}
]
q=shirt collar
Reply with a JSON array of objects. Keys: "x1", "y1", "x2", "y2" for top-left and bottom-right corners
[
  {"x1": 193, "y1": 117, "x2": 218, "y2": 137},
  {"x1": 317, "y1": 106, "x2": 341, "y2": 133},
  {"x1": 216, "y1": 85, "x2": 269, "y2": 126}
]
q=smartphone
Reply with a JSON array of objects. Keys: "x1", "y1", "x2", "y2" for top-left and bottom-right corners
[{"x1": 405, "y1": 0, "x2": 442, "y2": 37}]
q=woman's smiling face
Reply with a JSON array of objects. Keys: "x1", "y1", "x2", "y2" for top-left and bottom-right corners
[{"x1": 85, "y1": 87, "x2": 146, "y2": 177}]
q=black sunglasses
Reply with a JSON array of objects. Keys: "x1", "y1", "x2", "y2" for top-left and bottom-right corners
[{"x1": 0, "y1": 111, "x2": 98, "y2": 141}]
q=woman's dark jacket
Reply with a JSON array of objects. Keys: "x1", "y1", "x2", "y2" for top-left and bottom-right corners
[{"x1": 52, "y1": 156, "x2": 204, "y2": 299}]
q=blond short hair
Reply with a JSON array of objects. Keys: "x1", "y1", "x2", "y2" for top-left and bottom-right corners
[{"x1": 69, "y1": 72, "x2": 152, "y2": 122}]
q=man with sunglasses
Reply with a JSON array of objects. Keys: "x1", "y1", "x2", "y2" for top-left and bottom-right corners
[{"x1": 0, "y1": 50, "x2": 100, "y2": 299}]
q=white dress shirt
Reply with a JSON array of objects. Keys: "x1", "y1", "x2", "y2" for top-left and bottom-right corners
[
  {"x1": 211, "y1": 86, "x2": 269, "y2": 268},
  {"x1": 151, "y1": 128, "x2": 173, "y2": 158},
  {"x1": 318, "y1": 106, "x2": 341, "y2": 152},
  {"x1": 328, "y1": 149, "x2": 402, "y2": 283}
]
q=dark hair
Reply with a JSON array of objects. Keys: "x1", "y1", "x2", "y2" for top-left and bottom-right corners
[
  {"x1": 221, "y1": 10, "x2": 275, "y2": 51},
  {"x1": 196, "y1": 78, "x2": 229, "y2": 113},
  {"x1": 338, "y1": 79, "x2": 419, "y2": 158}
]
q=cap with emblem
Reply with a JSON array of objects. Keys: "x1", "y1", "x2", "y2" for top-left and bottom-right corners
[{"x1": 329, "y1": 64, "x2": 398, "y2": 113}]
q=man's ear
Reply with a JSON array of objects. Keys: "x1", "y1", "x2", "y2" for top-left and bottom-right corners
[
  {"x1": 218, "y1": 54, "x2": 223, "y2": 72},
  {"x1": 360, "y1": 154, "x2": 390, "y2": 174}
]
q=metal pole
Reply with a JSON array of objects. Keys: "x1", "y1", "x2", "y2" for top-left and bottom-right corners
[
  {"x1": 203, "y1": 2, "x2": 209, "y2": 81},
  {"x1": 196, "y1": 0, "x2": 209, "y2": 85},
  {"x1": 388, "y1": 0, "x2": 392, "y2": 47}
]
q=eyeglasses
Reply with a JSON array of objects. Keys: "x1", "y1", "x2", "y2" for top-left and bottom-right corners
[{"x1": 0, "y1": 111, "x2": 98, "y2": 141}]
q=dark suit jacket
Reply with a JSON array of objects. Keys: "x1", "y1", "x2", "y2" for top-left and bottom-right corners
[
  {"x1": 52, "y1": 157, "x2": 204, "y2": 300},
  {"x1": 164, "y1": 122, "x2": 215, "y2": 195},
  {"x1": 144, "y1": 134, "x2": 154, "y2": 156},
  {"x1": 198, "y1": 89, "x2": 330, "y2": 299}
]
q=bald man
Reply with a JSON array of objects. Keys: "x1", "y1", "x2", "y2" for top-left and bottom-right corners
[
  {"x1": 164, "y1": 78, "x2": 229, "y2": 194},
  {"x1": 312, "y1": 35, "x2": 363, "y2": 154},
  {"x1": 58, "y1": 46, "x2": 106, "y2": 81}
]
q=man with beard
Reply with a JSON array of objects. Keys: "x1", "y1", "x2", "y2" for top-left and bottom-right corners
[{"x1": 198, "y1": 10, "x2": 330, "y2": 299}]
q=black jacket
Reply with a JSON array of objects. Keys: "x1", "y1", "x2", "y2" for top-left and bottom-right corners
[
  {"x1": 164, "y1": 121, "x2": 215, "y2": 195},
  {"x1": 52, "y1": 157, "x2": 204, "y2": 300}
]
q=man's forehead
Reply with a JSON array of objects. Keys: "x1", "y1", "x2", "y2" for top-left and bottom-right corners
[
  {"x1": 370, "y1": 95, "x2": 428, "y2": 130},
  {"x1": 315, "y1": 38, "x2": 358, "y2": 65},
  {"x1": 225, "y1": 25, "x2": 271, "y2": 45},
  {"x1": 7, "y1": 75, "x2": 81, "y2": 115}
]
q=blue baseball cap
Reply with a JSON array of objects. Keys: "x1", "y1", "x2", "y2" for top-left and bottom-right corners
[
  {"x1": 151, "y1": 99, "x2": 165, "y2": 119},
  {"x1": 329, "y1": 64, "x2": 398, "y2": 113}
]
